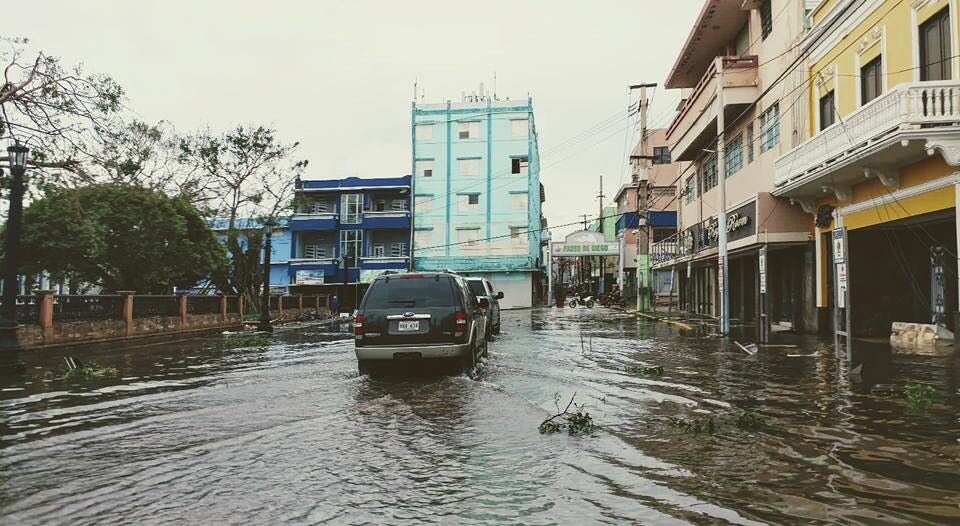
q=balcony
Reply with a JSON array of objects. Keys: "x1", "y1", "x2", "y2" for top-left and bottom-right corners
[
  {"x1": 666, "y1": 56, "x2": 758, "y2": 162},
  {"x1": 362, "y1": 210, "x2": 410, "y2": 229},
  {"x1": 774, "y1": 81, "x2": 960, "y2": 198},
  {"x1": 290, "y1": 212, "x2": 338, "y2": 231}
]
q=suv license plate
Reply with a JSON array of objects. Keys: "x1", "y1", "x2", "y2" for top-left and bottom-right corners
[{"x1": 398, "y1": 320, "x2": 420, "y2": 331}]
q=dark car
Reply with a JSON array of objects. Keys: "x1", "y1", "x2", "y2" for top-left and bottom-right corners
[
  {"x1": 354, "y1": 272, "x2": 488, "y2": 374},
  {"x1": 466, "y1": 277, "x2": 502, "y2": 339}
]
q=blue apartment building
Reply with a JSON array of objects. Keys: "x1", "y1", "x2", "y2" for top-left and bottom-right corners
[
  {"x1": 411, "y1": 95, "x2": 545, "y2": 308},
  {"x1": 287, "y1": 175, "x2": 411, "y2": 309},
  {"x1": 209, "y1": 217, "x2": 292, "y2": 294}
]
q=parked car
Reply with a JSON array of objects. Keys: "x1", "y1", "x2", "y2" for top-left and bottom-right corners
[
  {"x1": 354, "y1": 272, "x2": 488, "y2": 375},
  {"x1": 465, "y1": 277, "x2": 502, "y2": 339}
]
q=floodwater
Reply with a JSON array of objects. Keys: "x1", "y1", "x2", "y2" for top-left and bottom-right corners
[{"x1": 1, "y1": 308, "x2": 959, "y2": 525}]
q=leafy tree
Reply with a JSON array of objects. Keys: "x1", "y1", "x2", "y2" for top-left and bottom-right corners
[
  {"x1": 179, "y1": 125, "x2": 307, "y2": 306},
  {"x1": 10, "y1": 184, "x2": 228, "y2": 293}
]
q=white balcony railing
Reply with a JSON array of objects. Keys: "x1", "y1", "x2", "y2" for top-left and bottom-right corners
[{"x1": 775, "y1": 81, "x2": 960, "y2": 188}]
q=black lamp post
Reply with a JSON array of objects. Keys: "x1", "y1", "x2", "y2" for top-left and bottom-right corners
[
  {"x1": 258, "y1": 220, "x2": 275, "y2": 333},
  {"x1": 0, "y1": 142, "x2": 29, "y2": 350}
]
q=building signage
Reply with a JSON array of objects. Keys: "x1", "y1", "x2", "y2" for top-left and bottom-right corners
[
  {"x1": 296, "y1": 270, "x2": 326, "y2": 285},
  {"x1": 360, "y1": 269, "x2": 391, "y2": 283},
  {"x1": 832, "y1": 228, "x2": 845, "y2": 263},
  {"x1": 551, "y1": 230, "x2": 619, "y2": 256},
  {"x1": 684, "y1": 201, "x2": 758, "y2": 255},
  {"x1": 758, "y1": 246, "x2": 767, "y2": 294},
  {"x1": 836, "y1": 263, "x2": 847, "y2": 308}
]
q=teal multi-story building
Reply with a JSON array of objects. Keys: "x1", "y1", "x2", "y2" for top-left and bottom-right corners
[{"x1": 411, "y1": 95, "x2": 544, "y2": 308}]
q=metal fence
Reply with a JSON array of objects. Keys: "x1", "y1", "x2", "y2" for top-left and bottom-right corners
[
  {"x1": 54, "y1": 295, "x2": 124, "y2": 322},
  {"x1": 4, "y1": 296, "x2": 41, "y2": 325},
  {"x1": 186, "y1": 295, "x2": 222, "y2": 315},
  {"x1": 132, "y1": 295, "x2": 180, "y2": 319}
]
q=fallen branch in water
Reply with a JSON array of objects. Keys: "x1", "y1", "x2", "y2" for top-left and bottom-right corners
[{"x1": 539, "y1": 392, "x2": 599, "y2": 436}]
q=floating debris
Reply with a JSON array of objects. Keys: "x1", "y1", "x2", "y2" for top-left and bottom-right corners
[
  {"x1": 539, "y1": 392, "x2": 599, "y2": 436},
  {"x1": 735, "y1": 341, "x2": 758, "y2": 355},
  {"x1": 905, "y1": 384, "x2": 938, "y2": 413},
  {"x1": 626, "y1": 365, "x2": 664, "y2": 377},
  {"x1": 871, "y1": 384, "x2": 899, "y2": 397}
]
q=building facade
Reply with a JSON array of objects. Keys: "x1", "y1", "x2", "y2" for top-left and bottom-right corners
[
  {"x1": 774, "y1": 0, "x2": 960, "y2": 339},
  {"x1": 651, "y1": 0, "x2": 818, "y2": 331},
  {"x1": 411, "y1": 95, "x2": 544, "y2": 309},
  {"x1": 210, "y1": 217, "x2": 292, "y2": 294},
  {"x1": 288, "y1": 175, "x2": 411, "y2": 310},
  {"x1": 615, "y1": 129, "x2": 679, "y2": 307}
]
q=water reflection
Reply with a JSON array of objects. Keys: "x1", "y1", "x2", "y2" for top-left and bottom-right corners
[{"x1": 1, "y1": 310, "x2": 959, "y2": 524}]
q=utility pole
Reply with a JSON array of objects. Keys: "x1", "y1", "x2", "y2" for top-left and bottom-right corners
[
  {"x1": 596, "y1": 176, "x2": 605, "y2": 233},
  {"x1": 716, "y1": 64, "x2": 730, "y2": 335},
  {"x1": 629, "y1": 82, "x2": 657, "y2": 312}
]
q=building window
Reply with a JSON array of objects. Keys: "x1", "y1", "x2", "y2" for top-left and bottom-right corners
[
  {"x1": 511, "y1": 156, "x2": 529, "y2": 175},
  {"x1": 511, "y1": 193, "x2": 528, "y2": 211},
  {"x1": 415, "y1": 159, "x2": 434, "y2": 178},
  {"x1": 391, "y1": 199, "x2": 406, "y2": 211},
  {"x1": 510, "y1": 226, "x2": 525, "y2": 239},
  {"x1": 391, "y1": 242, "x2": 406, "y2": 257},
  {"x1": 702, "y1": 155, "x2": 718, "y2": 191},
  {"x1": 308, "y1": 200, "x2": 328, "y2": 214},
  {"x1": 415, "y1": 123, "x2": 433, "y2": 140},
  {"x1": 511, "y1": 119, "x2": 528, "y2": 137},
  {"x1": 414, "y1": 195, "x2": 433, "y2": 213},
  {"x1": 760, "y1": 0, "x2": 773, "y2": 40},
  {"x1": 339, "y1": 230, "x2": 362, "y2": 261},
  {"x1": 746, "y1": 123, "x2": 754, "y2": 163},
  {"x1": 458, "y1": 158, "x2": 481, "y2": 176},
  {"x1": 819, "y1": 91, "x2": 836, "y2": 131},
  {"x1": 652, "y1": 146, "x2": 671, "y2": 165},
  {"x1": 374, "y1": 199, "x2": 386, "y2": 212},
  {"x1": 685, "y1": 175, "x2": 697, "y2": 203},
  {"x1": 341, "y1": 194, "x2": 361, "y2": 224},
  {"x1": 759, "y1": 103, "x2": 780, "y2": 153},
  {"x1": 459, "y1": 194, "x2": 480, "y2": 212},
  {"x1": 458, "y1": 121, "x2": 481, "y2": 139},
  {"x1": 920, "y1": 8, "x2": 952, "y2": 81},
  {"x1": 724, "y1": 134, "x2": 743, "y2": 177},
  {"x1": 304, "y1": 244, "x2": 326, "y2": 259},
  {"x1": 414, "y1": 229, "x2": 432, "y2": 248},
  {"x1": 861, "y1": 56, "x2": 882, "y2": 105},
  {"x1": 372, "y1": 243, "x2": 385, "y2": 257},
  {"x1": 457, "y1": 228, "x2": 480, "y2": 246}
]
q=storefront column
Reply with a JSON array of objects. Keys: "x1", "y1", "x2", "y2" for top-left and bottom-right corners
[{"x1": 955, "y1": 181, "x2": 960, "y2": 332}]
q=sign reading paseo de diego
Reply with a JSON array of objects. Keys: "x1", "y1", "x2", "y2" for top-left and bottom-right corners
[{"x1": 551, "y1": 230, "x2": 619, "y2": 256}]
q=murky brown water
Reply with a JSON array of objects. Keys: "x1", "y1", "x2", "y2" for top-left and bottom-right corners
[{"x1": 1, "y1": 309, "x2": 959, "y2": 525}]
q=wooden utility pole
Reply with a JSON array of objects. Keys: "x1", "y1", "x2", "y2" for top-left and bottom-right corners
[{"x1": 629, "y1": 82, "x2": 657, "y2": 311}]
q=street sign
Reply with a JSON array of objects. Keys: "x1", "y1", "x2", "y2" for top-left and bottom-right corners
[
  {"x1": 832, "y1": 228, "x2": 845, "y2": 263},
  {"x1": 837, "y1": 263, "x2": 847, "y2": 308},
  {"x1": 758, "y1": 246, "x2": 767, "y2": 294}
]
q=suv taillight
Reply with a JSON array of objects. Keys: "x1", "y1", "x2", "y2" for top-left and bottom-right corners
[
  {"x1": 454, "y1": 311, "x2": 466, "y2": 338},
  {"x1": 354, "y1": 313, "x2": 364, "y2": 336}
]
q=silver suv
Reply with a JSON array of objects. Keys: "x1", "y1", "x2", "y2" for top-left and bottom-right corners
[{"x1": 466, "y1": 277, "x2": 502, "y2": 340}]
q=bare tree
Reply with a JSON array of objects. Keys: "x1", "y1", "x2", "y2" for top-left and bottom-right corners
[
  {"x1": 179, "y1": 125, "x2": 307, "y2": 306},
  {"x1": 0, "y1": 42, "x2": 123, "y2": 187}
]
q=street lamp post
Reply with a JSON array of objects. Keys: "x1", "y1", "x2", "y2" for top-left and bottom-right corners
[
  {"x1": 258, "y1": 221, "x2": 275, "y2": 333},
  {"x1": 0, "y1": 142, "x2": 29, "y2": 351}
]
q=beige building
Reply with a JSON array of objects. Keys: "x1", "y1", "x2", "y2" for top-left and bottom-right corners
[
  {"x1": 651, "y1": 0, "x2": 818, "y2": 331},
  {"x1": 615, "y1": 129, "x2": 679, "y2": 302}
]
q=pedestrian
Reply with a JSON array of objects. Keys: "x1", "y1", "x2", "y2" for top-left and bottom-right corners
[{"x1": 330, "y1": 295, "x2": 339, "y2": 316}]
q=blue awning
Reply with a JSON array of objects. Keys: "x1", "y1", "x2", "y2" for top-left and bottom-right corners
[{"x1": 616, "y1": 211, "x2": 677, "y2": 234}]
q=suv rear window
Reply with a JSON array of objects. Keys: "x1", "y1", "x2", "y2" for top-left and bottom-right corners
[
  {"x1": 364, "y1": 276, "x2": 459, "y2": 308},
  {"x1": 467, "y1": 280, "x2": 485, "y2": 296}
]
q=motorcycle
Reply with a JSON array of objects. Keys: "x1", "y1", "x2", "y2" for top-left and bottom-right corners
[
  {"x1": 600, "y1": 291, "x2": 626, "y2": 308},
  {"x1": 568, "y1": 294, "x2": 595, "y2": 308}
]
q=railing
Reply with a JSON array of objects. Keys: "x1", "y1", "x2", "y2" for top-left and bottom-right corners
[
  {"x1": 54, "y1": 295, "x2": 124, "y2": 322},
  {"x1": 2, "y1": 296, "x2": 41, "y2": 325},
  {"x1": 133, "y1": 295, "x2": 180, "y2": 318},
  {"x1": 666, "y1": 55, "x2": 758, "y2": 140},
  {"x1": 775, "y1": 81, "x2": 960, "y2": 188},
  {"x1": 186, "y1": 295, "x2": 222, "y2": 315},
  {"x1": 651, "y1": 234, "x2": 682, "y2": 266}
]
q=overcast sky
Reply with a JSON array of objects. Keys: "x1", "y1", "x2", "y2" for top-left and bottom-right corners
[{"x1": 23, "y1": 0, "x2": 701, "y2": 237}]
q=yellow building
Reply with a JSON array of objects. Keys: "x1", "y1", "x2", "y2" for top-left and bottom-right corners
[{"x1": 774, "y1": 0, "x2": 960, "y2": 341}]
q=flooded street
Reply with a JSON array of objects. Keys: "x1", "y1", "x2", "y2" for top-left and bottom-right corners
[{"x1": 2, "y1": 308, "x2": 960, "y2": 525}]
